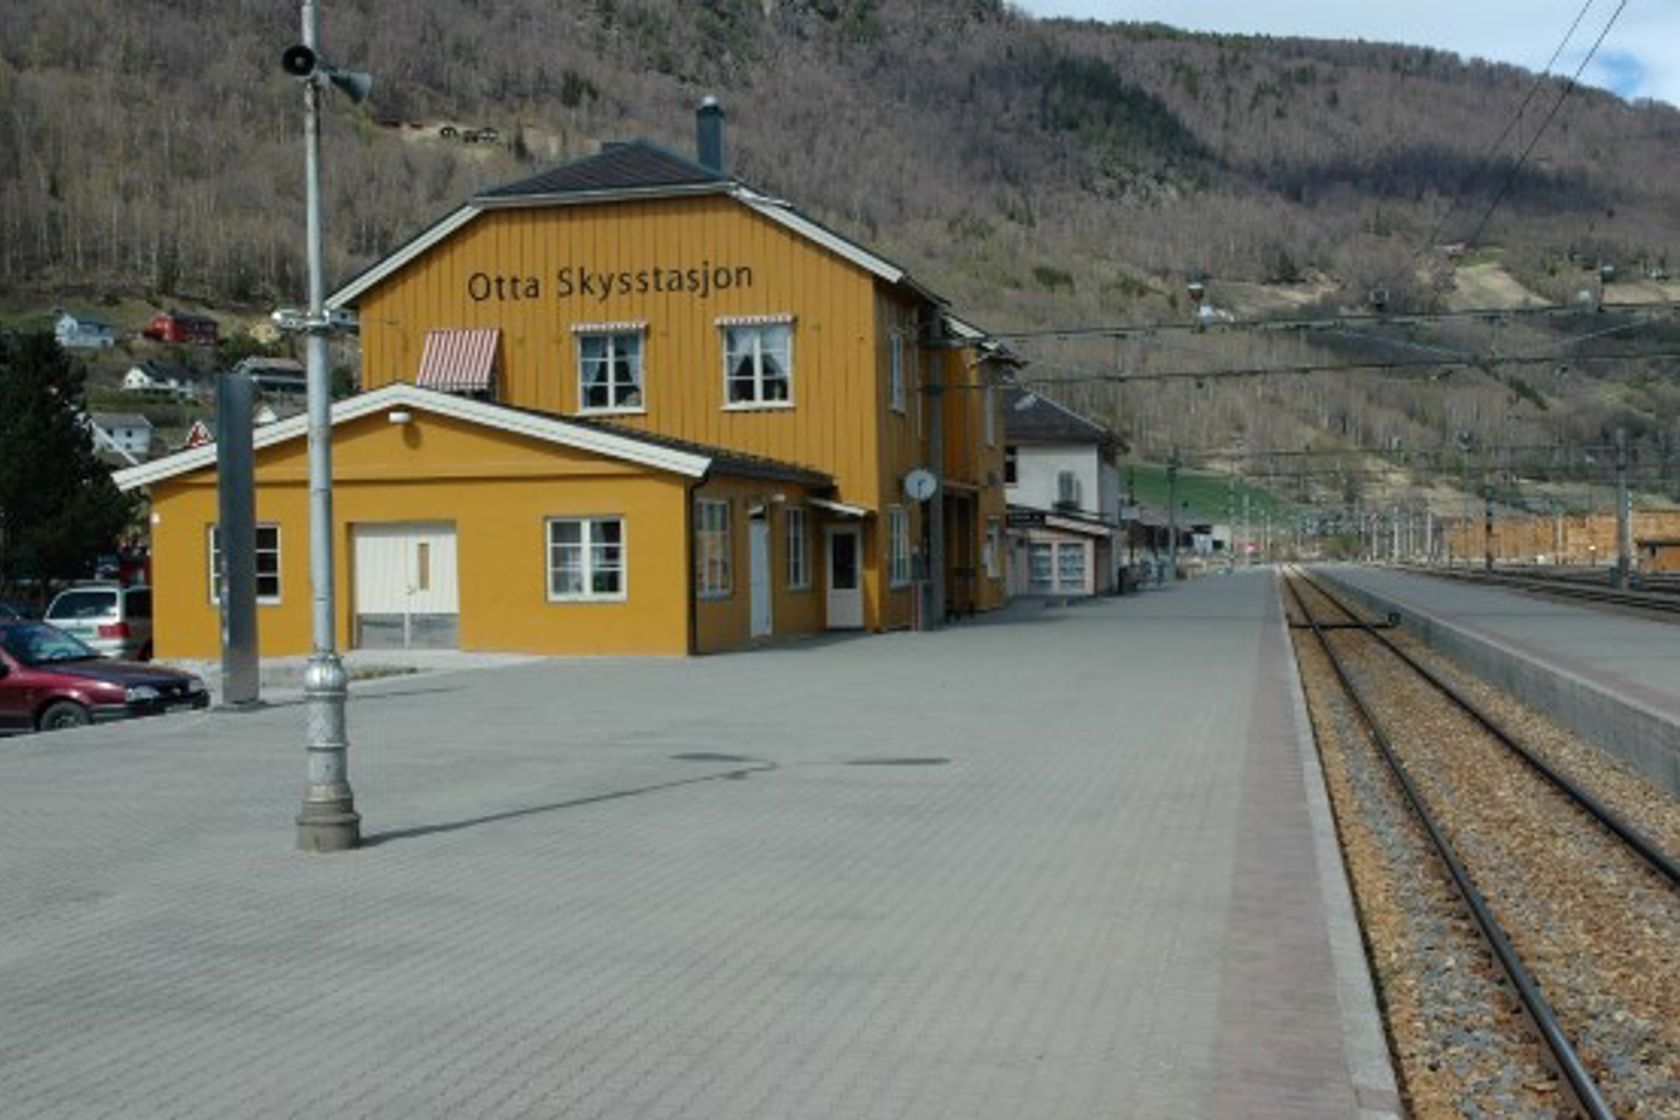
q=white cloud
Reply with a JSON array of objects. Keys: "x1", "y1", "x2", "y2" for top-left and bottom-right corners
[{"x1": 1013, "y1": 1, "x2": 1680, "y2": 108}]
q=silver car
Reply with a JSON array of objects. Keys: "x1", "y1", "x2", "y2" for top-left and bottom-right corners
[{"x1": 43, "y1": 584, "x2": 154, "y2": 661}]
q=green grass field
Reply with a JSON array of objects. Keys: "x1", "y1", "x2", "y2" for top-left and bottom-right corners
[{"x1": 1121, "y1": 461, "x2": 1300, "y2": 524}]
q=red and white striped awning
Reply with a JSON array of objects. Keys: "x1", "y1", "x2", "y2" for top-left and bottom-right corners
[{"x1": 416, "y1": 329, "x2": 499, "y2": 392}]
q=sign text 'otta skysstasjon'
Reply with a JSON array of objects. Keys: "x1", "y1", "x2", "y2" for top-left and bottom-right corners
[{"x1": 467, "y1": 262, "x2": 755, "y2": 305}]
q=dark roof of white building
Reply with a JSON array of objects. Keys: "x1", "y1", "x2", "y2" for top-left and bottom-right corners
[{"x1": 1003, "y1": 387, "x2": 1122, "y2": 451}]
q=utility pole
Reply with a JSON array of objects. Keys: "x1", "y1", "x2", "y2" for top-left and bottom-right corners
[
  {"x1": 1615, "y1": 427, "x2": 1632, "y2": 589},
  {"x1": 1241, "y1": 489, "x2": 1251, "y2": 566},
  {"x1": 1483, "y1": 483, "x2": 1496, "y2": 573},
  {"x1": 1225, "y1": 473, "x2": 1236, "y2": 572},
  {"x1": 1166, "y1": 448, "x2": 1179, "y2": 582},
  {"x1": 288, "y1": 0, "x2": 367, "y2": 852}
]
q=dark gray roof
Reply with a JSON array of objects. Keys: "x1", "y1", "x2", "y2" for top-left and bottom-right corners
[
  {"x1": 491, "y1": 399, "x2": 831, "y2": 489},
  {"x1": 476, "y1": 141, "x2": 726, "y2": 201},
  {"x1": 1003, "y1": 387, "x2": 1119, "y2": 449}
]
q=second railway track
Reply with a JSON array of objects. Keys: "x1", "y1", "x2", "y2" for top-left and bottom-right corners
[{"x1": 1284, "y1": 567, "x2": 1680, "y2": 1119}]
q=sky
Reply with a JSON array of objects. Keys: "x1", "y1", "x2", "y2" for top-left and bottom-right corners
[{"x1": 1013, "y1": 1, "x2": 1680, "y2": 109}]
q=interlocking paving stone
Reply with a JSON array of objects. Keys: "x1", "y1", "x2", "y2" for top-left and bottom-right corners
[{"x1": 0, "y1": 570, "x2": 1393, "y2": 1118}]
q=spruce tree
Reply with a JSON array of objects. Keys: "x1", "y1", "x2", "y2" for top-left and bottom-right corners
[{"x1": 0, "y1": 332, "x2": 136, "y2": 606}]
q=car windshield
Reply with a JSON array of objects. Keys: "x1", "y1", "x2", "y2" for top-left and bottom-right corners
[
  {"x1": 46, "y1": 590, "x2": 119, "y2": 620},
  {"x1": 0, "y1": 623, "x2": 101, "y2": 666}
]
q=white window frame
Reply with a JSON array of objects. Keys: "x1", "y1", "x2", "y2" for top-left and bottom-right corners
[
  {"x1": 890, "y1": 334, "x2": 906, "y2": 413},
  {"x1": 719, "y1": 318, "x2": 794, "y2": 410},
  {"x1": 1028, "y1": 542, "x2": 1055, "y2": 590},
  {"x1": 545, "y1": 516, "x2": 627, "y2": 603},
  {"x1": 786, "y1": 507, "x2": 811, "y2": 591},
  {"x1": 208, "y1": 523, "x2": 283, "y2": 605},
  {"x1": 696, "y1": 498, "x2": 733, "y2": 598},
  {"x1": 888, "y1": 505, "x2": 912, "y2": 587},
  {"x1": 574, "y1": 327, "x2": 646, "y2": 415},
  {"x1": 1057, "y1": 541, "x2": 1087, "y2": 591}
]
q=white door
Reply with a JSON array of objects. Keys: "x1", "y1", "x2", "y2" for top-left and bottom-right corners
[
  {"x1": 825, "y1": 526, "x2": 863, "y2": 629},
  {"x1": 353, "y1": 522, "x2": 459, "y2": 649},
  {"x1": 749, "y1": 516, "x2": 773, "y2": 638}
]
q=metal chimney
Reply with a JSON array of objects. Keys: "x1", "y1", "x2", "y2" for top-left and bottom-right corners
[{"x1": 697, "y1": 96, "x2": 724, "y2": 174}]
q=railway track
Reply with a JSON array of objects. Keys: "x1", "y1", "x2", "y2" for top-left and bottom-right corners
[
  {"x1": 1284, "y1": 567, "x2": 1680, "y2": 1119},
  {"x1": 1412, "y1": 566, "x2": 1680, "y2": 617}
]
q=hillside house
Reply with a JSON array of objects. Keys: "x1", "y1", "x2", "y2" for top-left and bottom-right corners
[
  {"x1": 143, "y1": 310, "x2": 219, "y2": 345},
  {"x1": 55, "y1": 312, "x2": 117, "y2": 350},
  {"x1": 88, "y1": 412, "x2": 154, "y2": 461},
  {"x1": 122, "y1": 361, "x2": 202, "y2": 400}
]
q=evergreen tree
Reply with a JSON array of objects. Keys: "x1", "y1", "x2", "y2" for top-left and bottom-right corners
[{"x1": 0, "y1": 332, "x2": 136, "y2": 604}]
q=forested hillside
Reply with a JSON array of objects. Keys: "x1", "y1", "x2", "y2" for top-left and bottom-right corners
[{"x1": 4, "y1": 0, "x2": 1679, "y2": 506}]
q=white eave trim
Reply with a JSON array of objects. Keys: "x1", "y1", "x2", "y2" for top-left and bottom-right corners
[
  {"x1": 810, "y1": 497, "x2": 871, "y2": 519},
  {"x1": 112, "y1": 383, "x2": 710, "y2": 491},
  {"x1": 327, "y1": 204, "x2": 481, "y2": 310}
]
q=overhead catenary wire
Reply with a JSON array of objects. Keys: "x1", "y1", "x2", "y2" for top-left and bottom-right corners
[
  {"x1": 1422, "y1": 0, "x2": 1602, "y2": 251},
  {"x1": 1460, "y1": 0, "x2": 1631, "y2": 251}
]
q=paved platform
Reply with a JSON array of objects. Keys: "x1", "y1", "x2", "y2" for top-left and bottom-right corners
[
  {"x1": 0, "y1": 571, "x2": 1397, "y2": 1119},
  {"x1": 1321, "y1": 564, "x2": 1680, "y2": 791}
]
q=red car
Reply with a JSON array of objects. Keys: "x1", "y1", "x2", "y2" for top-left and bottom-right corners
[{"x1": 0, "y1": 621, "x2": 208, "y2": 734}]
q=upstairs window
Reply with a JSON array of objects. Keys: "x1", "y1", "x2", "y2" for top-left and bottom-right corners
[
  {"x1": 721, "y1": 319, "x2": 793, "y2": 408},
  {"x1": 576, "y1": 328, "x2": 645, "y2": 413},
  {"x1": 984, "y1": 384, "x2": 996, "y2": 446},
  {"x1": 1004, "y1": 445, "x2": 1018, "y2": 485}
]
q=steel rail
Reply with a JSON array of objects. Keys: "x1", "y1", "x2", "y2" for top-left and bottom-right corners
[
  {"x1": 1299, "y1": 568, "x2": 1680, "y2": 888},
  {"x1": 1282, "y1": 571, "x2": 1620, "y2": 1120}
]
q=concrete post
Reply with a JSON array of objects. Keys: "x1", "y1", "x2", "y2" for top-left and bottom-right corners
[{"x1": 216, "y1": 372, "x2": 260, "y2": 707}]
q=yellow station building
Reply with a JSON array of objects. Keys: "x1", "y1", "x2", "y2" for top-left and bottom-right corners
[{"x1": 118, "y1": 105, "x2": 1011, "y2": 657}]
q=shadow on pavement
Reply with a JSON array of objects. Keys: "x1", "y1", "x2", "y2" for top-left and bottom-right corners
[{"x1": 363, "y1": 761, "x2": 775, "y2": 847}]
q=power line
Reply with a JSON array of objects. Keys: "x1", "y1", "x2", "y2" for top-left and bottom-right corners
[
  {"x1": 1423, "y1": 0, "x2": 1601, "y2": 251},
  {"x1": 1015, "y1": 346, "x2": 1680, "y2": 385},
  {"x1": 1461, "y1": 0, "x2": 1631, "y2": 250},
  {"x1": 982, "y1": 298, "x2": 1679, "y2": 343}
]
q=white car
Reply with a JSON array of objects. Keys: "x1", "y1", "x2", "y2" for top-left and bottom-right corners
[{"x1": 43, "y1": 584, "x2": 154, "y2": 661}]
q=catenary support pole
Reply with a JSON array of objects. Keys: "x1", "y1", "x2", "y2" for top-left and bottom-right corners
[
  {"x1": 216, "y1": 372, "x2": 260, "y2": 707},
  {"x1": 1615, "y1": 427, "x2": 1632, "y2": 589},
  {"x1": 925, "y1": 335, "x2": 946, "y2": 629},
  {"x1": 296, "y1": 0, "x2": 359, "y2": 852},
  {"x1": 1166, "y1": 448, "x2": 1179, "y2": 581}
]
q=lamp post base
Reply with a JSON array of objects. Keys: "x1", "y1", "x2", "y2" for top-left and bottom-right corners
[
  {"x1": 296, "y1": 652, "x2": 361, "y2": 852},
  {"x1": 297, "y1": 804, "x2": 361, "y2": 852}
]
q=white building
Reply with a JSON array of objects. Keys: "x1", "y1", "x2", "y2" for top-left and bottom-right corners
[
  {"x1": 122, "y1": 361, "x2": 201, "y2": 400},
  {"x1": 1003, "y1": 388, "x2": 1125, "y2": 596},
  {"x1": 87, "y1": 412, "x2": 154, "y2": 461},
  {"x1": 55, "y1": 312, "x2": 117, "y2": 350}
]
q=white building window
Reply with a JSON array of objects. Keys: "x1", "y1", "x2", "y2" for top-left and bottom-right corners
[
  {"x1": 208, "y1": 524, "x2": 282, "y2": 604},
  {"x1": 890, "y1": 334, "x2": 906, "y2": 412},
  {"x1": 723, "y1": 322, "x2": 792, "y2": 407},
  {"x1": 696, "y1": 498, "x2": 732, "y2": 597},
  {"x1": 1028, "y1": 543, "x2": 1054, "y2": 590},
  {"x1": 576, "y1": 330, "x2": 644, "y2": 413},
  {"x1": 1057, "y1": 542, "x2": 1086, "y2": 590},
  {"x1": 786, "y1": 507, "x2": 810, "y2": 590},
  {"x1": 547, "y1": 517, "x2": 625, "y2": 601},
  {"x1": 1004, "y1": 445, "x2": 1018, "y2": 485},
  {"x1": 889, "y1": 506, "x2": 912, "y2": 587}
]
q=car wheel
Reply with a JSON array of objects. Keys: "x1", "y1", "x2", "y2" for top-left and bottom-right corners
[{"x1": 39, "y1": 701, "x2": 91, "y2": 732}]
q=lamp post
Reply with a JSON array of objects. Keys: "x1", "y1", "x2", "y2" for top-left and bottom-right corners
[{"x1": 281, "y1": 0, "x2": 371, "y2": 852}]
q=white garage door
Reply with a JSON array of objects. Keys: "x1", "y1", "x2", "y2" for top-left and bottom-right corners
[{"x1": 353, "y1": 522, "x2": 459, "y2": 649}]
